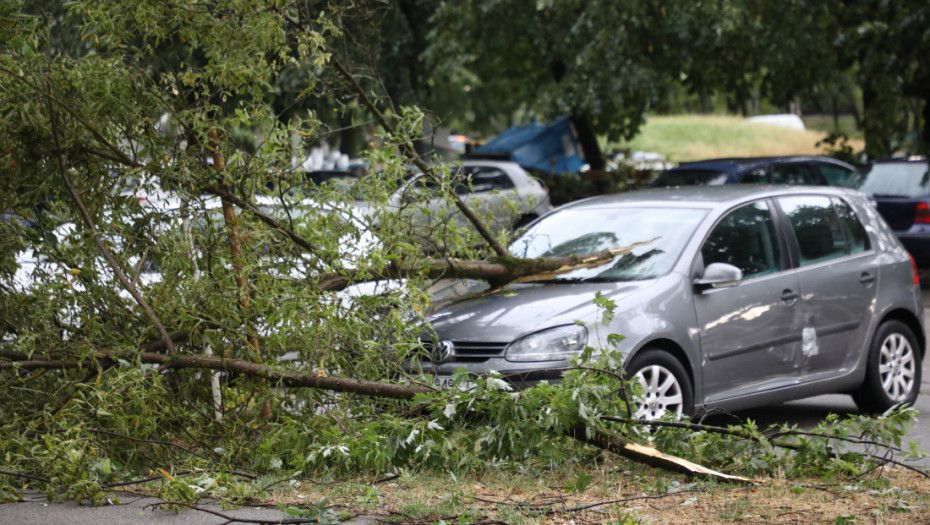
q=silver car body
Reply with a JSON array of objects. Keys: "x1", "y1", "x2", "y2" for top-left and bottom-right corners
[
  {"x1": 420, "y1": 185, "x2": 924, "y2": 415},
  {"x1": 389, "y1": 160, "x2": 552, "y2": 232}
]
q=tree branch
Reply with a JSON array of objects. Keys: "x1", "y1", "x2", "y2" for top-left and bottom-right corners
[
  {"x1": 43, "y1": 91, "x2": 178, "y2": 355},
  {"x1": 317, "y1": 241, "x2": 653, "y2": 291},
  {"x1": 274, "y1": 7, "x2": 509, "y2": 258},
  {"x1": 201, "y1": 184, "x2": 321, "y2": 254}
]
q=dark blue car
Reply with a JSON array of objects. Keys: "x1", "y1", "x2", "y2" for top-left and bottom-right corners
[
  {"x1": 848, "y1": 159, "x2": 930, "y2": 266},
  {"x1": 651, "y1": 155, "x2": 856, "y2": 187}
]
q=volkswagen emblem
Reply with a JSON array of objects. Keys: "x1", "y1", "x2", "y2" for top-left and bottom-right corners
[{"x1": 431, "y1": 340, "x2": 455, "y2": 364}]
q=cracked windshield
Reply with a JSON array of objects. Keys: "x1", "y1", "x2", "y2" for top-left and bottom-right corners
[{"x1": 509, "y1": 206, "x2": 707, "y2": 281}]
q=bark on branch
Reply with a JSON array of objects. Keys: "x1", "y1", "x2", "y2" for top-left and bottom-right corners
[
  {"x1": 0, "y1": 348, "x2": 751, "y2": 483},
  {"x1": 317, "y1": 240, "x2": 654, "y2": 291}
]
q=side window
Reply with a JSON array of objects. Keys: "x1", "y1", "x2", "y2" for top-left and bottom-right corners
[
  {"x1": 740, "y1": 167, "x2": 769, "y2": 184},
  {"x1": 701, "y1": 201, "x2": 783, "y2": 279},
  {"x1": 833, "y1": 198, "x2": 870, "y2": 253},
  {"x1": 773, "y1": 164, "x2": 819, "y2": 185},
  {"x1": 818, "y1": 164, "x2": 854, "y2": 186},
  {"x1": 459, "y1": 167, "x2": 515, "y2": 194},
  {"x1": 778, "y1": 195, "x2": 847, "y2": 265}
]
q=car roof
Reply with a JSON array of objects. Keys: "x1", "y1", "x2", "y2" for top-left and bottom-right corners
[
  {"x1": 558, "y1": 185, "x2": 862, "y2": 212},
  {"x1": 670, "y1": 155, "x2": 853, "y2": 173},
  {"x1": 867, "y1": 158, "x2": 929, "y2": 166}
]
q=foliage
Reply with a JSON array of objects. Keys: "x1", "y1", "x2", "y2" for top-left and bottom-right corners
[
  {"x1": 0, "y1": 0, "x2": 924, "y2": 513},
  {"x1": 818, "y1": 133, "x2": 862, "y2": 166}
]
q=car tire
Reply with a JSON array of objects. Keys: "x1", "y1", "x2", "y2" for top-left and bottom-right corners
[
  {"x1": 625, "y1": 349, "x2": 694, "y2": 420},
  {"x1": 852, "y1": 320, "x2": 922, "y2": 414}
]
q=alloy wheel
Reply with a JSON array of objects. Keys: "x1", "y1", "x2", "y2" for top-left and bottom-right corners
[
  {"x1": 633, "y1": 364, "x2": 685, "y2": 420},
  {"x1": 878, "y1": 332, "x2": 917, "y2": 403}
]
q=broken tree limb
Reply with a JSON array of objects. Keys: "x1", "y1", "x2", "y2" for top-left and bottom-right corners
[
  {"x1": 316, "y1": 240, "x2": 654, "y2": 291},
  {"x1": 567, "y1": 424, "x2": 755, "y2": 483},
  {"x1": 0, "y1": 348, "x2": 752, "y2": 483},
  {"x1": 201, "y1": 184, "x2": 322, "y2": 255},
  {"x1": 0, "y1": 351, "x2": 431, "y2": 400}
]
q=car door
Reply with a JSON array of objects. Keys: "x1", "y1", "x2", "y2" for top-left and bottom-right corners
[
  {"x1": 693, "y1": 200, "x2": 804, "y2": 404},
  {"x1": 775, "y1": 195, "x2": 878, "y2": 379}
]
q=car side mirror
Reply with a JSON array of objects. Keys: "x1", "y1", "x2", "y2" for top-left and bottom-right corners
[{"x1": 694, "y1": 262, "x2": 743, "y2": 292}]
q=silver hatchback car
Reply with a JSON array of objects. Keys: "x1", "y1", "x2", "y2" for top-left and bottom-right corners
[{"x1": 419, "y1": 185, "x2": 924, "y2": 419}]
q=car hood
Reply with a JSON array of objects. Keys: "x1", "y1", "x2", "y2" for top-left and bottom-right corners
[{"x1": 424, "y1": 279, "x2": 657, "y2": 343}]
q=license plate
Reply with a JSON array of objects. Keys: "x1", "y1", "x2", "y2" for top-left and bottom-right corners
[{"x1": 433, "y1": 375, "x2": 476, "y2": 391}]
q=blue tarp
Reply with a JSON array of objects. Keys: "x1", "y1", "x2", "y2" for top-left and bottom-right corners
[{"x1": 470, "y1": 118, "x2": 585, "y2": 174}]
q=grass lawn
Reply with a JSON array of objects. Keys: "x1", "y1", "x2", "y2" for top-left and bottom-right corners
[
  {"x1": 613, "y1": 115, "x2": 864, "y2": 163},
  {"x1": 253, "y1": 461, "x2": 930, "y2": 524}
]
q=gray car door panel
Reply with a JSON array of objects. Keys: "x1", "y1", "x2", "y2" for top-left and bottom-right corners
[
  {"x1": 695, "y1": 273, "x2": 805, "y2": 403},
  {"x1": 692, "y1": 200, "x2": 805, "y2": 403},
  {"x1": 776, "y1": 195, "x2": 879, "y2": 381},
  {"x1": 792, "y1": 255, "x2": 877, "y2": 379}
]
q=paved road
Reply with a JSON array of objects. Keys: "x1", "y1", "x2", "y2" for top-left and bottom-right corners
[{"x1": 0, "y1": 495, "x2": 302, "y2": 525}]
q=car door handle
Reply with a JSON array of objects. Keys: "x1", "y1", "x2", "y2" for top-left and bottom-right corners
[
  {"x1": 780, "y1": 289, "x2": 799, "y2": 303},
  {"x1": 859, "y1": 272, "x2": 875, "y2": 285}
]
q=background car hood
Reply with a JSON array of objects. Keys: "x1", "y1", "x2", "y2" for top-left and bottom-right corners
[{"x1": 425, "y1": 279, "x2": 656, "y2": 342}]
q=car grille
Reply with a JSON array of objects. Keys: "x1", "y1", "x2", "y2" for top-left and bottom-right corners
[{"x1": 422, "y1": 341, "x2": 508, "y2": 363}]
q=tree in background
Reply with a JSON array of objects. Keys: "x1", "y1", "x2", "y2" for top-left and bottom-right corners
[
  {"x1": 829, "y1": 0, "x2": 930, "y2": 158},
  {"x1": 423, "y1": 1, "x2": 663, "y2": 170},
  {"x1": 418, "y1": 0, "x2": 929, "y2": 162}
]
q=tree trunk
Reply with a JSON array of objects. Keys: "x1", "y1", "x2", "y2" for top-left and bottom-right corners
[
  {"x1": 862, "y1": 86, "x2": 892, "y2": 160},
  {"x1": 209, "y1": 128, "x2": 269, "y2": 419},
  {"x1": 571, "y1": 114, "x2": 604, "y2": 171},
  {"x1": 922, "y1": 94, "x2": 930, "y2": 156},
  {"x1": 700, "y1": 89, "x2": 714, "y2": 114}
]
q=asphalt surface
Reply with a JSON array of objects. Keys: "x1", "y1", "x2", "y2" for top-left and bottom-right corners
[
  {"x1": 0, "y1": 495, "x2": 319, "y2": 525},
  {"x1": 2, "y1": 292, "x2": 930, "y2": 523}
]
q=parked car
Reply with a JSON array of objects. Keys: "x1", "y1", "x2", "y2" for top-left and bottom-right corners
[
  {"x1": 846, "y1": 159, "x2": 930, "y2": 266},
  {"x1": 416, "y1": 185, "x2": 924, "y2": 419},
  {"x1": 650, "y1": 156, "x2": 856, "y2": 187},
  {"x1": 385, "y1": 160, "x2": 552, "y2": 232}
]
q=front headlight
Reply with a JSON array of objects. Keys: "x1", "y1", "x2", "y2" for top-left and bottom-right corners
[{"x1": 505, "y1": 324, "x2": 588, "y2": 362}]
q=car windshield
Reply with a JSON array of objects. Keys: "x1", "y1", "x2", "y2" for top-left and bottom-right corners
[
  {"x1": 848, "y1": 162, "x2": 930, "y2": 198},
  {"x1": 652, "y1": 169, "x2": 729, "y2": 187},
  {"x1": 509, "y1": 206, "x2": 708, "y2": 281}
]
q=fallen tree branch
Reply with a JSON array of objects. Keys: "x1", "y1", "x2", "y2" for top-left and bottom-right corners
[
  {"x1": 103, "y1": 469, "x2": 258, "y2": 488},
  {"x1": 201, "y1": 184, "x2": 321, "y2": 255},
  {"x1": 316, "y1": 241, "x2": 653, "y2": 292},
  {"x1": 88, "y1": 428, "x2": 211, "y2": 461},
  {"x1": 458, "y1": 487, "x2": 703, "y2": 514},
  {"x1": 603, "y1": 416, "x2": 930, "y2": 479},
  {"x1": 0, "y1": 469, "x2": 53, "y2": 484},
  {"x1": 0, "y1": 350, "x2": 751, "y2": 482},
  {"x1": 567, "y1": 424, "x2": 755, "y2": 483},
  {"x1": 144, "y1": 500, "x2": 326, "y2": 524},
  {"x1": 46, "y1": 105, "x2": 176, "y2": 356}
]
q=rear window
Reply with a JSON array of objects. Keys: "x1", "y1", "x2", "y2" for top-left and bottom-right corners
[
  {"x1": 848, "y1": 163, "x2": 930, "y2": 198},
  {"x1": 652, "y1": 169, "x2": 729, "y2": 186}
]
